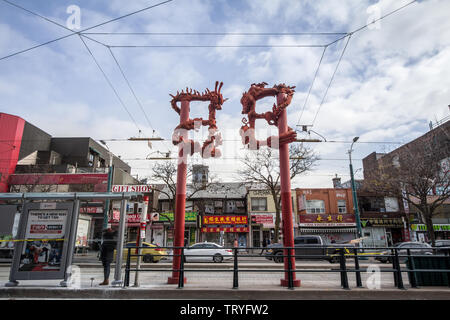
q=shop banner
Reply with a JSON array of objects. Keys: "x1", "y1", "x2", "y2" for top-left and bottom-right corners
[
  {"x1": 79, "y1": 207, "x2": 103, "y2": 214},
  {"x1": 109, "y1": 211, "x2": 141, "y2": 224},
  {"x1": 203, "y1": 215, "x2": 248, "y2": 225},
  {"x1": 251, "y1": 213, "x2": 275, "y2": 228},
  {"x1": 411, "y1": 224, "x2": 450, "y2": 232},
  {"x1": 202, "y1": 227, "x2": 249, "y2": 233},
  {"x1": 158, "y1": 211, "x2": 197, "y2": 222},
  {"x1": 299, "y1": 214, "x2": 356, "y2": 227}
]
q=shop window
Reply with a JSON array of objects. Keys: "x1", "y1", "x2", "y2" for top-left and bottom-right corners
[
  {"x1": 306, "y1": 200, "x2": 325, "y2": 214},
  {"x1": 161, "y1": 201, "x2": 170, "y2": 212},
  {"x1": 338, "y1": 200, "x2": 347, "y2": 213},
  {"x1": 251, "y1": 198, "x2": 267, "y2": 211},
  {"x1": 88, "y1": 152, "x2": 95, "y2": 167}
]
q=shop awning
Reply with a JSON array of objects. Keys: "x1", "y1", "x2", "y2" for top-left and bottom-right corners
[{"x1": 299, "y1": 228, "x2": 357, "y2": 234}]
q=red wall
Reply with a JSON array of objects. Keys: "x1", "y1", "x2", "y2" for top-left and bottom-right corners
[
  {"x1": 0, "y1": 113, "x2": 25, "y2": 193},
  {"x1": 9, "y1": 173, "x2": 108, "y2": 192}
]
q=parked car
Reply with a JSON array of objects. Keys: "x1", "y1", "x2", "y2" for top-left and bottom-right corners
[
  {"x1": 115, "y1": 242, "x2": 167, "y2": 263},
  {"x1": 184, "y1": 242, "x2": 233, "y2": 263},
  {"x1": 375, "y1": 242, "x2": 432, "y2": 263},
  {"x1": 433, "y1": 240, "x2": 450, "y2": 255},
  {"x1": 264, "y1": 235, "x2": 354, "y2": 264}
]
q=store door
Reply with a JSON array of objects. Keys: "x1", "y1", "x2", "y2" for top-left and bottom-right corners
[{"x1": 253, "y1": 228, "x2": 260, "y2": 248}]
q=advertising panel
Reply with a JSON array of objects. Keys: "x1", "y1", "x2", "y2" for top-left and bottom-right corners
[{"x1": 18, "y1": 210, "x2": 68, "y2": 272}]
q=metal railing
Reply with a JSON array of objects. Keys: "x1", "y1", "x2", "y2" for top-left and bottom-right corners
[{"x1": 123, "y1": 246, "x2": 450, "y2": 290}]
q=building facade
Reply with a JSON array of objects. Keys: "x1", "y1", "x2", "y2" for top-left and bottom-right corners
[
  {"x1": 296, "y1": 187, "x2": 357, "y2": 244},
  {"x1": 157, "y1": 182, "x2": 248, "y2": 248},
  {"x1": 248, "y1": 188, "x2": 298, "y2": 248},
  {"x1": 362, "y1": 119, "x2": 450, "y2": 242}
]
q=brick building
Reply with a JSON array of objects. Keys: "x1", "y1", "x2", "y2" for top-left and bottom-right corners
[
  {"x1": 296, "y1": 187, "x2": 357, "y2": 244},
  {"x1": 362, "y1": 119, "x2": 450, "y2": 242}
]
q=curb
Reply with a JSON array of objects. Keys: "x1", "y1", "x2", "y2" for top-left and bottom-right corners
[{"x1": 1, "y1": 287, "x2": 450, "y2": 300}]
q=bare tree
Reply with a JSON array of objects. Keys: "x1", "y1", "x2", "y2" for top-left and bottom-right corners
[
  {"x1": 151, "y1": 161, "x2": 219, "y2": 228},
  {"x1": 238, "y1": 144, "x2": 318, "y2": 243},
  {"x1": 365, "y1": 132, "x2": 449, "y2": 247}
]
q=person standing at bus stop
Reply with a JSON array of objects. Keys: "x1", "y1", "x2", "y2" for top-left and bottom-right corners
[{"x1": 99, "y1": 228, "x2": 117, "y2": 286}]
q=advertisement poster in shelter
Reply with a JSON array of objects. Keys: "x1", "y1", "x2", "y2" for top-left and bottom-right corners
[{"x1": 18, "y1": 210, "x2": 68, "y2": 272}]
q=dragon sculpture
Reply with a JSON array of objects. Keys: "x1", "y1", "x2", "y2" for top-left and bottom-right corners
[
  {"x1": 170, "y1": 81, "x2": 227, "y2": 158},
  {"x1": 240, "y1": 82, "x2": 297, "y2": 149}
]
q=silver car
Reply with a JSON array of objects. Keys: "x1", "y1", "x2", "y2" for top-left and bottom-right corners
[
  {"x1": 376, "y1": 242, "x2": 432, "y2": 263},
  {"x1": 184, "y1": 242, "x2": 233, "y2": 263}
]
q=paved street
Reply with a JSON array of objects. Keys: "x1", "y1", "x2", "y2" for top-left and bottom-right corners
[{"x1": 0, "y1": 256, "x2": 418, "y2": 290}]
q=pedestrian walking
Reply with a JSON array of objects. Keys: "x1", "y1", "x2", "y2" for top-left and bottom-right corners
[
  {"x1": 233, "y1": 238, "x2": 238, "y2": 248},
  {"x1": 260, "y1": 238, "x2": 267, "y2": 255},
  {"x1": 99, "y1": 228, "x2": 117, "y2": 286}
]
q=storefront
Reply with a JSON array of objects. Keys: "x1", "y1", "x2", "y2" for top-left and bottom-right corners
[
  {"x1": 298, "y1": 214, "x2": 357, "y2": 244},
  {"x1": 250, "y1": 213, "x2": 276, "y2": 247},
  {"x1": 360, "y1": 218, "x2": 405, "y2": 246},
  {"x1": 201, "y1": 215, "x2": 249, "y2": 248},
  {"x1": 154, "y1": 211, "x2": 198, "y2": 247},
  {"x1": 410, "y1": 224, "x2": 450, "y2": 241}
]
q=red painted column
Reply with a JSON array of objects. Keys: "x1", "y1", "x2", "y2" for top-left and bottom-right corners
[
  {"x1": 277, "y1": 94, "x2": 301, "y2": 287},
  {"x1": 168, "y1": 100, "x2": 189, "y2": 284}
]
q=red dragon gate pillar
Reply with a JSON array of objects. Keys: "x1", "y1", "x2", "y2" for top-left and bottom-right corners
[
  {"x1": 167, "y1": 81, "x2": 226, "y2": 284},
  {"x1": 240, "y1": 82, "x2": 300, "y2": 287}
]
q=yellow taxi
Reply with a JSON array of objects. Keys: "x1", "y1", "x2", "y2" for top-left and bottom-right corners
[{"x1": 114, "y1": 242, "x2": 167, "y2": 263}]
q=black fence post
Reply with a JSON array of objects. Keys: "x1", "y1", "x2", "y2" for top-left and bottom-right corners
[
  {"x1": 394, "y1": 248, "x2": 405, "y2": 290},
  {"x1": 178, "y1": 247, "x2": 185, "y2": 289},
  {"x1": 124, "y1": 247, "x2": 131, "y2": 287},
  {"x1": 233, "y1": 248, "x2": 239, "y2": 289},
  {"x1": 407, "y1": 249, "x2": 417, "y2": 288},
  {"x1": 339, "y1": 248, "x2": 349, "y2": 290},
  {"x1": 287, "y1": 247, "x2": 294, "y2": 290},
  {"x1": 391, "y1": 248, "x2": 398, "y2": 287},
  {"x1": 353, "y1": 247, "x2": 362, "y2": 288}
]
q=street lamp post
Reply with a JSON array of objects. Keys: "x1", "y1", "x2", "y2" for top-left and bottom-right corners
[{"x1": 349, "y1": 137, "x2": 362, "y2": 238}]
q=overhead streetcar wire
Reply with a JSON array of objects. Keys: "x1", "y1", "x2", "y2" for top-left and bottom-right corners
[{"x1": 0, "y1": 0, "x2": 174, "y2": 61}]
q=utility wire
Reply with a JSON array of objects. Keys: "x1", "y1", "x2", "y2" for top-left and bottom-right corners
[
  {"x1": 108, "y1": 44, "x2": 327, "y2": 48},
  {"x1": 0, "y1": 0, "x2": 172, "y2": 144},
  {"x1": 327, "y1": 0, "x2": 418, "y2": 47},
  {"x1": 78, "y1": 35, "x2": 142, "y2": 133},
  {"x1": 311, "y1": 34, "x2": 352, "y2": 127},
  {"x1": 296, "y1": 45, "x2": 327, "y2": 128},
  {"x1": 82, "y1": 32, "x2": 349, "y2": 36},
  {"x1": 0, "y1": 0, "x2": 174, "y2": 61},
  {"x1": 107, "y1": 47, "x2": 172, "y2": 152},
  {"x1": 304, "y1": 0, "x2": 418, "y2": 128},
  {"x1": 0, "y1": 0, "x2": 107, "y2": 48}
]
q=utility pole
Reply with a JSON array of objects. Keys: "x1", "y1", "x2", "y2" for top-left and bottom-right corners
[
  {"x1": 100, "y1": 140, "x2": 114, "y2": 230},
  {"x1": 349, "y1": 137, "x2": 362, "y2": 238}
]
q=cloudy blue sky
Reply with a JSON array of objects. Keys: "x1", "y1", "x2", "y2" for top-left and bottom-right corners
[{"x1": 1, "y1": 0, "x2": 449, "y2": 188}]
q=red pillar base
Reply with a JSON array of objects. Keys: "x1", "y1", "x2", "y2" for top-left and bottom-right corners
[
  {"x1": 167, "y1": 277, "x2": 187, "y2": 285},
  {"x1": 280, "y1": 279, "x2": 301, "y2": 287}
]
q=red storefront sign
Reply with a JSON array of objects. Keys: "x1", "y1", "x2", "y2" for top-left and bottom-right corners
[
  {"x1": 109, "y1": 210, "x2": 141, "y2": 226},
  {"x1": 299, "y1": 214, "x2": 356, "y2": 227},
  {"x1": 202, "y1": 227, "x2": 249, "y2": 233},
  {"x1": 203, "y1": 215, "x2": 248, "y2": 225},
  {"x1": 79, "y1": 207, "x2": 103, "y2": 214}
]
